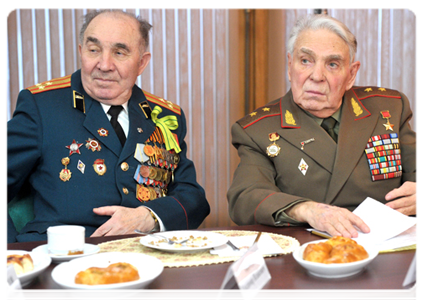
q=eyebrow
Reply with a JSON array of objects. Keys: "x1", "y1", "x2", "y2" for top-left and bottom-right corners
[
  {"x1": 85, "y1": 36, "x2": 130, "y2": 52},
  {"x1": 299, "y1": 47, "x2": 343, "y2": 61}
]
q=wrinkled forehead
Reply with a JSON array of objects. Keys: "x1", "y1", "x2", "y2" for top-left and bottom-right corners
[{"x1": 293, "y1": 28, "x2": 349, "y2": 57}]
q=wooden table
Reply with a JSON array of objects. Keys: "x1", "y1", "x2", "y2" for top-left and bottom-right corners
[{"x1": 8, "y1": 224, "x2": 416, "y2": 293}]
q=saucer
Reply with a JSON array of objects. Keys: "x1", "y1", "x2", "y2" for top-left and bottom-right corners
[{"x1": 32, "y1": 243, "x2": 100, "y2": 263}]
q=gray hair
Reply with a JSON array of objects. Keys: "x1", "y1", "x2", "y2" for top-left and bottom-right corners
[
  {"x1": 79, "y1": 10, "x2": 152, "y2": 50},
  {"x1": 287, "y1": 14, "x2": 357, "y2": 63}
]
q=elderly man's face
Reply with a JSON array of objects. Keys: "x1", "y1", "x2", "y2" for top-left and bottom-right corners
[
  {"x1": 79, "y1": 12, "x2": 151, "y2": 105},
  {"x1": 288, "y1": 29, "x2": 360, "y2": 118}
]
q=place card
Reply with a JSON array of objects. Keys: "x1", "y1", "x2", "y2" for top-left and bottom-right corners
[
  {"x1": 402, "y1": 250, "x2": 420, "y2": 286},
  {"x1": 4, "y1": 265, "x2": 25, "y2": 300},
  {"x1": 220, "y1": 243, "x2": 271, "y2": 294}
]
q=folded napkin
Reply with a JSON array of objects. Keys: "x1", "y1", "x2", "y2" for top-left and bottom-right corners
[{"x1": 210, "y1": 233, "x2": 284, "y2": 257}]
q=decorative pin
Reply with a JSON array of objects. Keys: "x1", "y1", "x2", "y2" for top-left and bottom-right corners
[
  {"x1": 66, "y1": 139, "x2": 83, "y2": 156},
  {"x1": 300, "y1": 138, "x2": 315, "y2": 150},
  {"x1": 59, "y1": 157, "x2": 72, "y2": 182},
  {"x1": 86, "y1": 138, "x2": 101, "y2": 152},
  {"x1": 93, "y1": 158, "x2": 107, "y2": 175},
  {"x1": 298, "y1": 158, "x2": 309, "y2": 176},
  {"x1": 77, "y1": 160, "x2": 86, "y2": 174},
  {"x1": 97, "y1": 128, "x2": 109, "y2": 137},
  {"x1": 380, "y1": 111, "x2": 394, "y2": 131},
  {"x1": 267, "y1": 132, "x2": 281, "y2": 157}
]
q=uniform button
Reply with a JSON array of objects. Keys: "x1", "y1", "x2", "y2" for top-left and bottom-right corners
[
  {"x1": 121, "y1": 162, "x2": 129, "y2": 171},
  {"x1": 122, "y1": 187, "x2": 129, "y2": 194}
]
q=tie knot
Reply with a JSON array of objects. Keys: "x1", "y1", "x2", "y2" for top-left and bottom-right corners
[
  {"x1": 108, "y1": 105, "x2": 124, "y2": 118},
  {"x1": 321, "y1": 116, "x2": 337, "y2": 131}
]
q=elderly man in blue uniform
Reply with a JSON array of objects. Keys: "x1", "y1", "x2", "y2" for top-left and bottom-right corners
[
  {"x1": 8, "y1": 10, "x2": 210, "y2": 242},
  {"x1": 227, "y1": 14, "x2": 416, "y2": 238}
]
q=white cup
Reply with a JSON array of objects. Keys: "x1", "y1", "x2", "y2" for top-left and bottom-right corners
[{"x1": 47, "y1": 225, "x2": 85, "y2": 255}]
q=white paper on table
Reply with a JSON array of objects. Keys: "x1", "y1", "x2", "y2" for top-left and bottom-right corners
[
  {"x1": 352, "y1": 197, "x2": 416, "y2": 247},
  {"x1": 306, "y1": 197, "x2": 417, "y2": 250},
  {"x1": 376, "y1": 224, "x2": 416, "y2": 251},
  {"x1": 210, "y1": 233, "x2": 283, "y2": 257}
]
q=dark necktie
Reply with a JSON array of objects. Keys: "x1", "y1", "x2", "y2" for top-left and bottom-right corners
[
  {"x1": 321, "y1": 116, "x2": 338, "y2": 142},
  {"x1": 108, "y1": 105, "x2": 126, "y2": 146}
]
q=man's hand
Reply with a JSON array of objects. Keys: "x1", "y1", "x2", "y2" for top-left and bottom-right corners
[
  {"x1": 385, "y1": 181, "x2": 416, "y2": 215},
  {"x1": 286, "y1": 201, "x2": 370, "y2": 238},
  {"x1": 91, "y1": 206, "x2": 155, "y2": 237}
]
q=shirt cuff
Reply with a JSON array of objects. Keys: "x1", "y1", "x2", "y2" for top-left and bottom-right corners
[
  {"x1": 273, "y1": 200, "x2": 308, "y2": 226},
  {"x1": 144, "y1": 207, "x2": 166, "y2": 232}
]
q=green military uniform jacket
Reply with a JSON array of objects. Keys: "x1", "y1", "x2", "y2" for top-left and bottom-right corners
[{"x1": 227, "y1": 87, "x2": 416, "y2": 226}]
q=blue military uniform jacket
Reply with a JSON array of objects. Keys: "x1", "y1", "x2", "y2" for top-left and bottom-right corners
[{"x1": 8, "y1": 70, "x2": 209, "y2": 242}]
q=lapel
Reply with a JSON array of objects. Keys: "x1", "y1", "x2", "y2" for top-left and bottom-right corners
[
  {"x1": 119, "y1": 87, "x2": 156, "y2": 162},
  {"x1": 277, "y1": 91, "x2": 338, "y2": 173},
  {"x1": 325, "y1": 89, "x2": 377, "y2": 203}
]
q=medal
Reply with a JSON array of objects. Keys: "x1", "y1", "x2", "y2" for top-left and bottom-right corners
[
  {"x1": 93, "y1": 159, "x2": 107, "y2": 175},
  {"x1": 136, "y1": 185, "x2": 151, "y2": 202},
  {"x1": 380, "y1": 111, "x2": 394, "y2": 131},
  {"x1": 86, "y1": 138, "x2": 101, "y2": 152},
  {"x1": 267, "y1": 132, "x2": 281, "y2": 157},
  {"x1": 66, "y1": 139, "x2": 83, "y2": 156},
  {"x1": 298, "y1": 158, "x2": 309, "y2": 176},
  {"x1": 59, "y1": 157, "x2": 72, "y2": 182},
  {"x1": 77, "y1": 159, "x2": 85, "y2": 174},
  {"x1": 97, "y1": 128, "x2": 109, "y2": 137}
]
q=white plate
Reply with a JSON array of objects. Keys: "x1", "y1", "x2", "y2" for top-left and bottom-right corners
[
  {"x1": 51, "y1": 252, "x2": 163, "y2": 289},
  {"x1": 293, "y1": 239, "x2": 378, "y2": 278},
  {"x1": 7, "y1": 250, "x2": 52, "y2": 287},
  {"x1": 140, "y1": 230, "x2": 228, "y2": 253},
  {"x1": 32, "y1": 243, "x2": 100, "y2": 262}
]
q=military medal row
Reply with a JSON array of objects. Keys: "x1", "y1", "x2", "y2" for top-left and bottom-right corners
[
  {"x1": 135, "y1": 143, "x2": 180, "y2": 170},
  {"x1": 59, "y1": 157, "x2": 106, "y2": 182},
  {"x1": 134, "y1": 164, "x2": 173, "y2": 187}
]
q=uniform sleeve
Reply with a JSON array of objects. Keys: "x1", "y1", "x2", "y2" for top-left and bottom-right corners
[
  {"x1": 143, "y1": 109, "x2": 210, "y2": 230},
  {"x1": 8, "y1": 90, "x2": 43, "y2": 201},
  {"x1": 227, "y1": 122, "x2": 310, "y2": 226},
  {"x1": 398, "y1": 92, "x2": 416, "y2": 183}
]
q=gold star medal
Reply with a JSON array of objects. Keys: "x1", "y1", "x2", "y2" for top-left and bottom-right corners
[
  {"x1": 266, "y1": 132, "x2": 281, "y2": 157},
  {"x1": 380, "y1": 111, "x2": 394, "y2": 131},
  {"x1": 59, "y1": 157, "x2": 72, "y2": 182}
]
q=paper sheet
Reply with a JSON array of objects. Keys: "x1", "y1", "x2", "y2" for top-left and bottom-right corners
[{"x1": 307, "y1": 197, "x2": 417, "y2": 251}]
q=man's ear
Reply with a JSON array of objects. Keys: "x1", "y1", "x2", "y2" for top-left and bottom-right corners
[
  {"x1": 138, "y1": 52, "x2": 151, "y2": 76},
  {"x1": 346, "y1": 60, "x2": 361, "y2": 90}
]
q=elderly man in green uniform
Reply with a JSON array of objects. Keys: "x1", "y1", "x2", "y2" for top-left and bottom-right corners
[
  {"x1": 8, "y1": 10, "x2": 209, "y2": 242},
  {"x1": 227, "y1": 14, "x2": 416, "y2": 238}
]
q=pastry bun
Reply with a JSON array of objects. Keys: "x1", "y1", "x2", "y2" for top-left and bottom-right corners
[
  {"x1": 7, "y1": 254, "x2": 34, "y2": 275},
  {"x1": 75, "y1": 262, "x2": 140, "y2": 285},
  {"x1": 303, "y1": 236, "x2": 369, "y2": 264}
]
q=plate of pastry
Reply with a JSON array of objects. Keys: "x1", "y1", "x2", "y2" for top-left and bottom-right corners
[
  {"x1": 293, "y1": 236, "x2": 378, "y2": 278},
  {"x1": 51, "y1": 252, "x2": 163, "y2": 289},
  {"x1": 140, "y1": 230, "x2": 228, "y2": 253},
  {"x1": 32, "y1": 243, "x2": 100, "y2": 262},
  {"x1": 7, "y1": 250, "x2": 52, "y2": 287}
]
